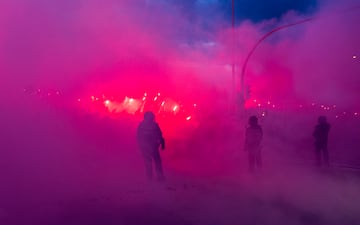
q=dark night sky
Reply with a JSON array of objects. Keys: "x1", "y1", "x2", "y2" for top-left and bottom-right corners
[{"x1": 167, "y1": 0, "x2": 318, "y2": 22}]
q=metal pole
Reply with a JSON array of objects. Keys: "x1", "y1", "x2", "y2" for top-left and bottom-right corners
[
  {"x1": 240, "y1": 18, "x2": 313, "y2": 101},
  {"x1": 240, "y1": 4, "x2": 360, "y2": 102},
  {"x1": 231, "y1": 0, "x2": 235, "y2": 107}
]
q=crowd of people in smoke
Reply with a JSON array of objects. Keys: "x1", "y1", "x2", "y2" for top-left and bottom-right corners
[
  {"x1": 136, "y1": 109, "x2": 331, "y2": 179},
  {"x1": 23, "y1": 87, "x2": 335, "y2": 178}
]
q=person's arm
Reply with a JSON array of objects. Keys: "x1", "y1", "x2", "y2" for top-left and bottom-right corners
[{"x1": 156, "y1": 123, "x2": 165, "y2": 150}]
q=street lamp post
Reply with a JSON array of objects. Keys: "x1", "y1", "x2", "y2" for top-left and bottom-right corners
[
  {"x1": 240, "y1": 18, "x2": 313, "y2": 104},
  {"x1": 239, "y1": 4, "x2": 360, "y2": 105},
  {"x1": 231, "y1": 0, "x2": 236, "y2": 110}
]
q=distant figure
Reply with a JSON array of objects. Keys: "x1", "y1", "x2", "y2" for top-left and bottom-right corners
[
  {"x1": 244, "y1": 116, "x2": 263, "y2": 172},
  {"x1": 136, "y1": 111, "x2": 166, "y2": 181},
  {"x1": 313, "y1": 116, "x2": 331, "y2": 166}
]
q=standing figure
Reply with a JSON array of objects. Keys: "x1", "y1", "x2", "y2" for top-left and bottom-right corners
[
  {"x1": 244, "y1": 116, "x2": 263, "y2": 172},
  {"x1": 313, "y1": 116, "x2": 331, "y2": 166},
  {"x1": 136, "y1": 111, "x2": 166, "y2": 181}
]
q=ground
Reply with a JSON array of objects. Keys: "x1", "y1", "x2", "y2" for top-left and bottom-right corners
[
  {"x1": 1, "y1": 103, "x2": 360, "y2": 225},
  {"x1": 1, "y1": 160, "x2": 360, "y2": 225}
]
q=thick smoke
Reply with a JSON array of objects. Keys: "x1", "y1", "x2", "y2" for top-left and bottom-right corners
[
  {"x1": 233, "y1": 0, "x2": 360, "y2": 109},
  {"x1": 1, "y1": 0, "x2": 360, "y2": 224}
]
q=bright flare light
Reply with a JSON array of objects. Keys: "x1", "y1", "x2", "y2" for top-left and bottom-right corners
[{"x1": 186, "y1": 116, "x2": 192, "y2": 121}]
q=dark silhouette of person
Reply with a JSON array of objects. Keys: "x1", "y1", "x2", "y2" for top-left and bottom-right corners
[
  {"x1": 244, "y1": 116, "x2": 263, "y2": 172},
  {"x1": 136, "y1": 111, "x2": 165, "y2": 181},
  {"x1": 313, "y1": 116, "x2": 331, "y2": 166}
]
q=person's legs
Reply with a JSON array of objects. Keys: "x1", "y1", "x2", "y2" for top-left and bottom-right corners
[
  {"x1": 153, "y1": 148, "x2": 165, "y2": 181},
  {"x1": 248, "y1": 152, "x2": 255, "y2": 172},
  {"x1": 141, "y1": 149, "x2": 153, "y2": 180},
  {"x1": 323, "y1": 145, "x2": 329, "y2": 166}
]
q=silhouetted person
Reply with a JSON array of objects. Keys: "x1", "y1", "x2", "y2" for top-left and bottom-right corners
[
  {"x1": 136, "y1": 111, "x2": 165, "y2": 181},
  {"x1": 313, "y1": 116, "x2": 330, "y2": 166},
  {"x1": 244, "y1": 116, "x2": 263, "y2": 172}
]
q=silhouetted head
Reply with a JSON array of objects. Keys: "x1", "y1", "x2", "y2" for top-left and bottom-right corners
[
  {"x1": 318, "y1": 116, "x2": 327, "y2": 124},
  {"x1": 249, "y1": 116, "x2": 258, "y2": 126},
  {"x1": 144, "y1": 111, "x2": 155, "y2": 122}
]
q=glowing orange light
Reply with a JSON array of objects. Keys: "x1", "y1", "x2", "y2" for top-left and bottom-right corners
[{"x1": 186, "y1": 116, "x2": 192, "y2": 121}]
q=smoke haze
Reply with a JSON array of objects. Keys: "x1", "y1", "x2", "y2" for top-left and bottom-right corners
[{"x1": 0, "y1": 0, "x2": 360, "y2": 224}]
